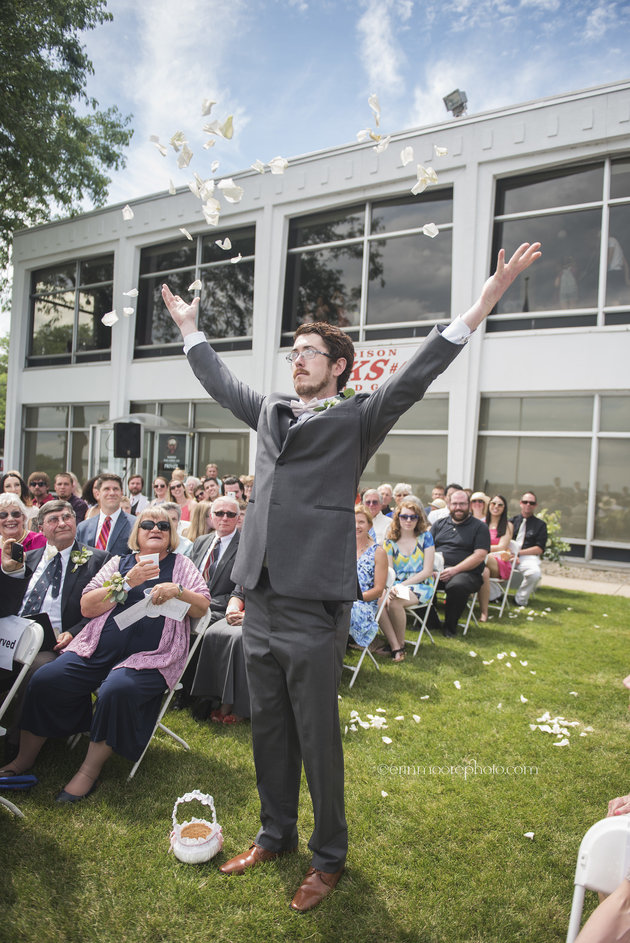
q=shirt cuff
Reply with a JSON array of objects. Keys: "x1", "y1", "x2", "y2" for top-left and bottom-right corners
[
  {"x1": 2, "y1": 563, "x2": 26, "y2": 578},
  {"x1": 441, "y1": 316, "x2": 472, "y2": 345},
  {"x1": 183, "y1": 331, "x2": 206, "y2": 354}
]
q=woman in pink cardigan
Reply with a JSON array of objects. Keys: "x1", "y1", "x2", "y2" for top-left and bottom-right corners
[{"x1": 1, "y1": 507, "x2": 209, "y2": 802}]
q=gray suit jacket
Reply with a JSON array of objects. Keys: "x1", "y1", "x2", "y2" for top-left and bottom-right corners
[
  {"x1": 76, "y1": 511, "x2": 136, "y2": 558},
  {"x1": 187, "y1": 326, "x2": 461, "y2": 600},
  {"x1": 190, "y1": 530, "x2": 240, "y2": 618}
]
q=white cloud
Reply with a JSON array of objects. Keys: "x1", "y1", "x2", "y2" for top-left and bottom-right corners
[
  {"x1": 584, "y1": 2, "x2": 616, "y2": 40},
  {"x1": 357, "y1": 0, "x2": 407, "y2": 95}
]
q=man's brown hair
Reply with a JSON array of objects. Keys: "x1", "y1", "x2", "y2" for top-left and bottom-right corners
[{"x1": 294, "y1": 321, "x2": 355, "y2": 392}]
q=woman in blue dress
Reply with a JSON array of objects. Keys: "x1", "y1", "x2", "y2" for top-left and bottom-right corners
[
  {"x1": 1, "y1": 508, "x2": 210, "y2": 802},
  {"x1": 349, "y1": 504, "x2": 388, "y2": 648},
  {"x1": 379, "y1": 499, "x2": 435, "y2": 662}
]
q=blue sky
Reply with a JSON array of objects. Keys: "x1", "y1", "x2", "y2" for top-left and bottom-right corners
[{"x1": 81, "y1": 0, "x2": 630, "y2": 206}]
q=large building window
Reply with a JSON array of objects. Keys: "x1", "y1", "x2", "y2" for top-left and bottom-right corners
[
  {"x1": 134, "y1": 227, "x2": 255, "y2": 357},
  {"x1": 281, "y1": 190, "x2": 453, "y2": 344},
  {"x1": 28, "y1": 256, "x2": 113, "y2": 366},
  {"x1": 475, "y1": 393, "x2": 630, "y2": 562},
  {"x1": 22, "y1": 404, "x2": 109, "y2": 482},
  {"x1": 489, "y1": 157, "x2": 630, "y2": 332}
]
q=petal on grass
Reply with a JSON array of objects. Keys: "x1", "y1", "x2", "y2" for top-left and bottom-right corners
[
  {"x1": 569, "y1": 691, "x2": 578, "y2": 696},
  {"x1": 523, "y1": 832, "x2": 534, "y2": 840},
  {"x1": 454, "y1": 680, "x2": 461, "y2": 690},
  {"x1": 553, "y1": 738, "x2": 570, "y2": 747},
  {"x1": 381, "y1": 790, "x2": 388, "y2": 797},
  {"x1": 469, "y1": 651, "x2": 477, "y2": 657},
  {"x1": 382, "y1": 736, "x2": 392, "y2": 744},
  {"x1": 520, "y1": 695, "x2": 528, "y2": 703},
  {"x1": 412, "y1": 714, "x2": 421, "y2": 723}
]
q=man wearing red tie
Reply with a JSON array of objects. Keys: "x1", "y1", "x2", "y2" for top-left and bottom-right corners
[{"x1": 76, "y1": 474, "x2": 135, "y2": 557}]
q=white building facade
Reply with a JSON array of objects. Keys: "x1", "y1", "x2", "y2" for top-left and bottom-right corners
[{"x1": 7, "y1": 80, "x2": 630, "y2": 563}]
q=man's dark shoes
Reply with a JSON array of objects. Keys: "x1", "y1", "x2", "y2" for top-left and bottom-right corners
[
  {"x1": 219, "y1": 842, "x2": 296, "y2": 875},
  {"x1": 290, "y1": 866, "x2": 344, "y2": 912},
  {"x1": 441, "y1": 627, "x2": 456, "y2": 638}
]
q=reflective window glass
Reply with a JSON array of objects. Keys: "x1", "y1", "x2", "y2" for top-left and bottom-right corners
[
  {"x1": 198, "y1": 260, "x2": 254, "y2": 339},
  {"x1": 282, "y1": 247, "x2": 362, "y2": 332},
  {"x1": 139, "y1": 240, "x2": 196, "y2": 275},
  {"x1": 600, "y1": 396, "x2": 630, "y2": 432},
  {"x1": 371, "y1": 190, "x2": 452, "y2": 234},
  {"x1": 30, "y1": 295, "x2": 75, "y2": 357},
  {"x1": 135, "y1": 270, "x2": 195, "y2": 348},
  {"x1": 193, "y1": 402, "x2": 248, "y2": 429},
  {"x1": 496, "y1": 164, "x2": 603, "y2": 215},
  {"x1": 160, "y1": 403, "x2": 190, "y2": 425},
  {"x1": 594, "y1": 440, "x2": 630, "y2": 542},
  {"x1": 72, "y1": 405, "x2": 109, "y2": 426},
  {"x1": 479, "y1": 396, "x2": 593, "y2": 431},
  {"x1": 360, "y1": 434, "x2": 447, "y2": 498},
  {"x1": 23, "y1": 431, "x2": 69, "y2": 483},
  {"x1": 196, "y1": 432, "x2": 250, "y2": 474},
  {"x1": 606, "y1": 205, "x2": 630, "y2": 307},
  {"x1": 34, "y1": 263, "x2": 76, "y2": 294},
  {"x1": 366, "y1": 231, "x2": 452, "y2": 324},
  {"x1": 288, "y1": 205, "x2": 364, "y2": 249},
  {"x1": 202, "y1": 229, "x2": 255, "y2": 264},
  {"x1": 24, "y1": 406, "x2": 69, "y2": 428},
  {"x1": 391, "y1": 395, "x2": 448, "y2": 431},
  {"x1": 77, "y1": 287, "x2": 113, "y2": 351},
  {"x1": 80, "y1": 256, "x2": 114, "y2": 285},
  {"x1": 610, "y1": 158, "x2": 630, "y2": 199}
]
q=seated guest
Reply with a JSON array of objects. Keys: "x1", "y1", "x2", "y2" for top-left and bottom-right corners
[
  {"x1": 168, "y1": 479, "x2": 190, "y2": 522},
  {"x1": 190, "y1": 496, "x2": 240, "y2": 623},
  {"x1": 0, "y1": 494, "x2": 46, "y2": 562},
  {"x1": 378, "y1": 483, "x2": 394, "y2": 514},
  {"x1": 428, "y1": 482, "x2": 463, "y2": 525},
  {"x1": 202, "y1": 476, "x2": 221, "y2": 502},
  {"x1": 240, "y1": 475, "x2": 254, "y2": 501},
  {"x1": 204, "y1": 462, "x2": 222, "y2": 488},
  {"x1": 362, "y1": 489, "x2": 391, "y2": 543},
  {"x1": 76, "y1": 473, "x2": 135, "y2": 557},
  {"x1": 510, "y1": 491, "x2": 547, "y2": 606},
  {"x1": 429, "y1": 491, "x2": 490, "y2": 637},
  {"x1": 54, "y1": 472, "x2": 88, "y2": 523},
  {"x1": 191, "y1": 589, "x2": 250, "y2": 724},
  {"x1": 470, "y1": 492, "x2": 489, "y2": 520},
  {"x1": 151, "y1": 476, "x2": 169, "y2": 505},
  {"x1": 162, "y1": 502, "x2": 193, "y2": 556},
  {"x1": 393, "y1": 482, "x2": 412, "y2": 507},
  {"x1": 128, "y1": 474, "x2": 150, "y2": 516},
  {"x1": 424, "y1": 484, "x2": 445, "y2": 516},
  {"x1": 237, "y1": 499, "x2": 248, "y2": 531},
  {"x1": 182, "y1": 500, "x2": 212, "y2": 543},
  {"x1": 222, "y1": 475, "x2": 245, "y2": 501},
  {"x1": 28, "y1": 471, "x2": 54, "y2": 510},
  {"x1": 478, "y1": 494, "x2": 514, "y2": 621},
  {"x1": 379, "y1": 499, "x2": 435, "y2": 661},
  {"x1": 0, "y1": 500, "x2": 109, "y2": 753},
  {"x1": 1, "y1": 471, "x2": 37, "y2": 524},
  {"x1": 184, "y1": 476, "x2": 201, "y2": 517},
  {"x1": 82, "y1": 476, "x2": 100, "y2": 519},
  {"x1": 0, "y1": 508, "x2": 210, "y2": 799},
  {"x1": 349, "y1": 505, "x2": 388, "y2": 651}
]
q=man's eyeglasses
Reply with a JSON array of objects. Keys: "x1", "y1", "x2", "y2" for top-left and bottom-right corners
[
  {"x1": 0, "y1": 510, "x2": 23, "y2": 520},
  {"x1": 399, "y1": 513, "x2": 418, "y2": 521},
  {"x1": 521, "y1": 499, "x2": 536, "y2": 506},
  {"x1": 29, "y1": 480, "x2": 47, "y2": 487},
  {"x1": 43, "y1": 513, "x2": 74, "y2": 525},
  {"x1": 213, "y1": 510, "x2": 238, "y2": 519},
  {"x1": 139, "y1": 520, "x2": 170, "y2": 531},
  {"x1": 285, "y1": 347, "x2": 334, "y2": 363},
  {"x1": 364, "y1": 499, "x2": 380, "y2": 506}
]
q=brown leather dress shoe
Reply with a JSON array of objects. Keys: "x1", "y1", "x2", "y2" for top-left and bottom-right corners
[
  {"x1": 290, "y1": 866, "x2": 344, "y2": 912},
  {"x1": 219, "y1": 842, "x2": 296, "y2": 875}
]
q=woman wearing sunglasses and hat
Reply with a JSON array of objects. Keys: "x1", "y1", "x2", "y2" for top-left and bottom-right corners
[{"x1": 0, "y1": 507, "x2": 209, "y2": 801}]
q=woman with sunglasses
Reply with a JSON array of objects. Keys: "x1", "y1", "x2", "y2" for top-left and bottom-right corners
[
  {"x1": 0, "y1": 493, "x2": 46, "y2": 560},
  {"x1": 1, "y1": 507, "x2": 210, "y2": 800},
  {"x1": 379, "y1": 499, "x2": 435, "y2": 662},
  {"x1": 168, "y1": 478, "x2": 190, "y2": 522},
  {"x1": 478, "y1": 494, "x2": 514, "y2": 621},
  {"x1": 151, "y1": 476, "x2": 169, "y2": 505}
]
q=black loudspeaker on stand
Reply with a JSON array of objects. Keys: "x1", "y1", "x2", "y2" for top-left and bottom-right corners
[{"x1": 113, "y1": 422, "x2": 141, "y2": 458}]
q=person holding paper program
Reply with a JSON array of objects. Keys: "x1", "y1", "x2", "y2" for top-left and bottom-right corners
[
  {"x1": 378, "y1": 499, "x2": 436, "y2": 662},
  {"x1": 0, "y1": 507, "x2": 209, "y2": 802}
]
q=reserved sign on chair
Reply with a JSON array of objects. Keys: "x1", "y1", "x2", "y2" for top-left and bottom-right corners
[{"x1": 0, "y1": 616, "x2": 31, "y2": 671}]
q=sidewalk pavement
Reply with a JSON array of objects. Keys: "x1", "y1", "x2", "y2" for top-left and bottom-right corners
[{"x1": 540, "y1": 573, "x2": 630, "y2": 597}]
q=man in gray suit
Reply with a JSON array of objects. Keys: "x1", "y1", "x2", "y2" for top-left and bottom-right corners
[
  {"x1": 162, "y1": 241, "x2": 541, "y2": 911},
  {"x1": 76, "y1": 473, "x2": 135, "y2": 557}
]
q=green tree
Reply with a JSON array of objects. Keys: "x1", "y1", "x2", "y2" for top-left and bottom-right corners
[{"x1": 0, "y1": 0, "x2": 133, "y2": 273}]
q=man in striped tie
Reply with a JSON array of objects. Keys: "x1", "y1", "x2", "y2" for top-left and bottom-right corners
[{"x1": 76, "y1": 474, "x2": 135, "y2": 557}]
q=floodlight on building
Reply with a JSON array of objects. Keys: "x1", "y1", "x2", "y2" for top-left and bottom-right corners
[{"x1": 443, "y1": 89, "x2": 468, "y2": 118}]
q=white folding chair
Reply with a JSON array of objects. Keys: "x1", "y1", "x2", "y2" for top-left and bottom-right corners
[
  {"x1": 487, "y1": 540, "x2": 523, "y2": 619},
  {"x1": 0, "y1": 619, "x2": 44, "y2": 818},
  {"x1": 566, "y1": 815, "x2": 630, "y2": 942},
  {"x1": 127, "y1": 610, "x2": 212, "y2": 780},
  {"x1": 343, "y1": 568, "x2": 394, "y2": 688},
  {"x1": 405, "y1": 555, "x2": 444, "y2": 655}
]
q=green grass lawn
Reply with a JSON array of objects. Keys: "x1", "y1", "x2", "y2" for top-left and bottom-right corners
[{"x1": 2, "y1": 586, "x2": 629, "y2": 943}]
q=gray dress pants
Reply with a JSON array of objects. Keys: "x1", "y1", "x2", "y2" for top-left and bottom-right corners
[{"x1": 243, "y1": 568, "x2": 351, "y2": 873}]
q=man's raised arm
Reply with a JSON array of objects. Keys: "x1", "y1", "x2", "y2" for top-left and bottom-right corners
[{"x1": 459, "y1": 242, "x2": 542, "y2": 333}]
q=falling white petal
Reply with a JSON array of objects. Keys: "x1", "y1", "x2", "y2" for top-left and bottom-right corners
[
  {"x1": 122, "y1": 307, "x2": 134, "y2": 317},
  {"x1": 122, "y1": 204, "x2": 134, "y2": 221},
  {"x1": 356, "y1": 129, "x2": 371, "y2": 143},
  {"x1": 123, "y1": 288, "x2": 139, "y2": 297},
  {"x1": 230, "y1": 253, "x2": 242, "y2": 263},
  {"x1": 169, "y1": 130, "x2": 186, "y2": 152},
  {"x1": 368, "y1": 93, "x2": 381, "y2": 127},
  {"x1": 400, "y1": 146, "x2": 414, "y2": 166},
  {"x1": 151, "y1": 140, "x2": 167, "y2": 157},
  {"x1": 434, "y1": 145, "x2": 448, "y2": 157},
  {"x1": 201, "y1": 98, "x2": 216, "y2": 116},
  {"x1": 523, "y1": 832, "x2": 534, "y2": 840},
  {"x1": 177, "y1": 144, "x2": 193, "y2": 169},
  {"x1": 220, "y1": 115, "x2": 234, "y2": 139},
  {"x1": 210, "y1": 160, "x2": 220, "y2": 174},
  {"x1": 454, "y1": 680, "x2": 461, "y2": 690},
  {"x1": 202, "y1": 198, "x2": 221, "y2": 227},
  {"x1": 382, "y1": 736, "x2": 392, "y2": 744},
  {"x1": 203, "y1": 139, "x2": 216, "y2": 150},
  {"x1": 215, "y1": 238, "x2": 231, "y2": 251},
  {"x1": 520, "y1": 695, "x2": 528, "y2": 703},
  {"x1": 218, "y1": 178, "x2": 244, "y2": 203},
  {"x1": 381, "y1": 790, "x2": 388, "y2": 798},
  {"x1": 179, "y1": 227, "x2": 193, "y2": 241},
  {"x1": 101, "y1": 309, "x2": 118, "y2": 327},
  {"x1": 411, "y1": 179, "x2": 428, "y2": 196},
  {"x1": 188, "y1": 279, "x2": 202, "y2": 291},
  {"x1": 168, "y1": 179, "x2": 176, "y2": 195},
  {"x1": 251, "y1": 159, "x2": 265, "y2": 173},
  {"x1": 188, "y1": 179, "x2": 201, "y2": 199},
  {"x1": 268, "y1": 156, "x2": 289, "y2": 174},
  {"x1": 373, "y1": 135, "x2": 391, "y2": 154},
  {"x1": 422, "y1": 223, "x2": 439, "y2": 238}
]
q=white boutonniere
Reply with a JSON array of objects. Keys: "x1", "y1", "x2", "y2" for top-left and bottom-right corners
[
  {"x1": 313, "y1": 388, "x2": 355, "y2": 412},
  {"x1": 70, "y1": 547, "x2": 93, "y2": 572}
]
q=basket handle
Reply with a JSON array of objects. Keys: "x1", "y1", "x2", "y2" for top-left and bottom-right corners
[{"x1": 172, "y1": 790, "x2": 217, "y2": 828}]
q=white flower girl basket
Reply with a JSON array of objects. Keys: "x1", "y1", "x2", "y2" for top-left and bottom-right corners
[{"x1": 169, "y1": 790, "x2": 223, "y2": 864}]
